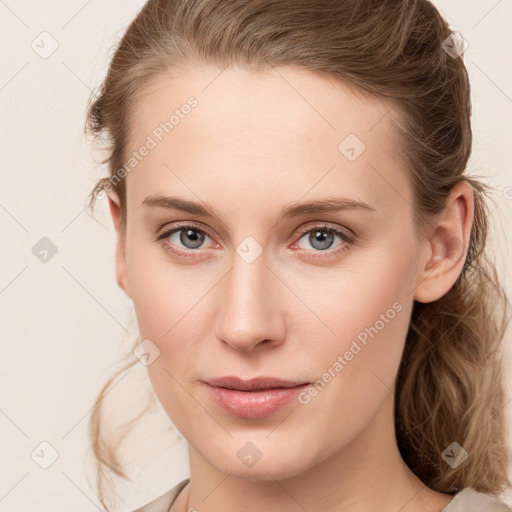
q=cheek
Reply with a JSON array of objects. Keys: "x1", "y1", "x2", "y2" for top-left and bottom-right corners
[
  {"x1": 125, "y1": 241, "x2": 222, "y2": 418},
  {"x1": 125, "y1": 236, "x2": 209, "y2": 340},
  {"x1": 126, "y1": 225, "x2": 417, "y2": 368},
  {"x1": 126, "y1": 223, "x2": 416, "y2": 396},
  {"x1": 287, "y1": 240, "x2": 415, "y2": 346},
  {"x1": 289, "y1": 242, "x2": 416, "y2": 407},
  {"x1": 125, "y1": 244, "x2": 213, "y2": 429}
]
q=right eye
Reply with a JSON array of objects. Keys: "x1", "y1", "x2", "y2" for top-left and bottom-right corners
[{"x1": 156, "y1": 223, "x2": 218, "y2": 259}]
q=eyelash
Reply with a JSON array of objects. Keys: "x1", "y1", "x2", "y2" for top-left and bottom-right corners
[{"x1": 155, "y1": 221, "x2": 355, "y2": 261}]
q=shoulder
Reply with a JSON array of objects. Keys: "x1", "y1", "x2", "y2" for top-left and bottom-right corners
[
  {"x1": 127, "y1": 481, "x2": 512, "y2": 512},
  {"x1": 129, "y1": 478, "x2": 190, "y2": 512},
  {"x1": 441, "y1": 487, "x2": 512, "y2": 512}
]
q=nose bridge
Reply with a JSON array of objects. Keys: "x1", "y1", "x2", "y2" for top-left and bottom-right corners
[{"x1": 215, "y1": 246, "x2": 284, "y2": 351}]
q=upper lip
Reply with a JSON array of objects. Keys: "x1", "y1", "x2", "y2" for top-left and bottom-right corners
[{"x1": 204, "y1": 376, "x2": 310, "y2": 391}]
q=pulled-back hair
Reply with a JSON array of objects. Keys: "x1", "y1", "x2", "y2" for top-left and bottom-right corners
[{"x1": 84, "y1": 0, "x2": 511, "y2": 509}]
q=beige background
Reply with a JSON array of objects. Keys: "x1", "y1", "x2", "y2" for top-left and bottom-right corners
[{"x1": 1, "y1": 0, "x2": 511, "y2": 510}]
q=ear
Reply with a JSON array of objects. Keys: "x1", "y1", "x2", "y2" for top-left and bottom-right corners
[
  {"x1": 108, "y1": 192, "x2": 130, "y2": 297},
  {"x1": 413, "y1": 181, "x2": 474, "y2": 303}
]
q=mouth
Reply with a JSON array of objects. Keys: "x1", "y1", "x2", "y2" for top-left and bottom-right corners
[{"x1": 201, "y1": 376, "x2": 311, "y2": 419}]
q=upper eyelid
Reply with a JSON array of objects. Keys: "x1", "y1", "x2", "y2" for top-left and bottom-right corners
[
  {"x1": 157, "y1": 221, "x2": 217, "y2": 240},
  {"x1": 295, "y1": 221, "x2": 352, "y2": 236}
]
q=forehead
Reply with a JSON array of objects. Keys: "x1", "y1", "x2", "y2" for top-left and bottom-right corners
[{"x1": 124, "y1": 65, "x2": 411, "y2": 217}]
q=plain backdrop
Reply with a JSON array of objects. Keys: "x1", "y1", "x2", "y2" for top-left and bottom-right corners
[{"x1": 1, "y1": 1, "x2": 511, "y2": 511}]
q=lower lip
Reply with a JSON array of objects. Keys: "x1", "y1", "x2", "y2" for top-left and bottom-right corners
[{"x1": 204, "y1": 383, "x2": 309, "y2": 419}]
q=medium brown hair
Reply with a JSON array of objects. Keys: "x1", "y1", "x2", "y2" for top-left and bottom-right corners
[{"x1": 84, "y1": 0, "x2": 511, "y2": 509}]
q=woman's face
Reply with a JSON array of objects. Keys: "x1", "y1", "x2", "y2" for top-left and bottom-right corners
[{"x1": 115, "y1": 65, "x2": 428, "y2": 480}]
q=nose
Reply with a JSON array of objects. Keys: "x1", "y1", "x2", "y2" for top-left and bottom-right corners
[{"x1": 214, "y1": 251, "x2": 286, "y2": 352}]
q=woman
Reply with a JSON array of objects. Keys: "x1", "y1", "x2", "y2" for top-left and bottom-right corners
[{"x1": 85, "y1": 0, "x2": 512, "y2": 510}]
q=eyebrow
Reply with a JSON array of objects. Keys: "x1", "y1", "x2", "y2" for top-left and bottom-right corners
[{"x1": 141, "y1": 194, "x2": 376, "y2": 221}]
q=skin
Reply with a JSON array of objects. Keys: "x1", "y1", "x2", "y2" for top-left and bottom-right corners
[{"x1": 108, "y1": 65, "x2": 474, "y2": 512}]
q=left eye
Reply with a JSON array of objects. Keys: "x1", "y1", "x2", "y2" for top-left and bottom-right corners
[{"x1": 295, "y1": 227, "x2": 347, "y2": 251}]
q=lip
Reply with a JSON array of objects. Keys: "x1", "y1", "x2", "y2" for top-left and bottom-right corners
[{"x1": 202, "y1": 376, "x2": 310, "y2": 419}]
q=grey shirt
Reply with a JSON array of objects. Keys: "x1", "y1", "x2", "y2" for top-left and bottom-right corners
[{"x1": 130, "y1": 478, "x2": 512, "y2": 512}]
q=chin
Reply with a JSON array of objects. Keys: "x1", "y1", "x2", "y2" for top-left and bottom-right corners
[{"x1": 201, "y1": 442, "x2": 318, "y2": 482}]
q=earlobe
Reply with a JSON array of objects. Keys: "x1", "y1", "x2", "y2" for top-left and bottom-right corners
[
  {"x1": 413, "y1": 181, "x2": 474, "y2": 304},
  {"x1": 108, "y1": 192, "x2": 130, "y2": 297}
]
